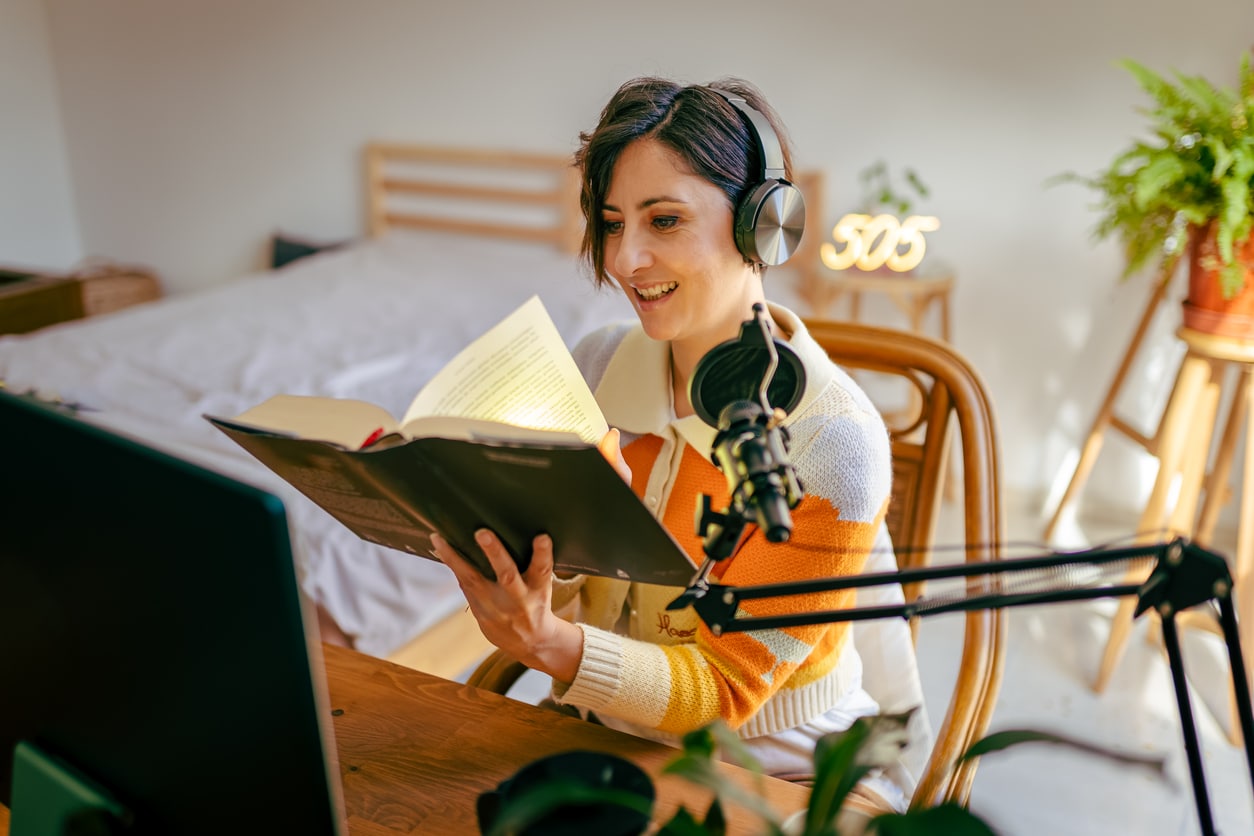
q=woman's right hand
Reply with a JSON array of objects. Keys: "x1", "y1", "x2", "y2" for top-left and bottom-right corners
[{"x1": 432, "y1": 529, "x2": 584, "y2": 684}]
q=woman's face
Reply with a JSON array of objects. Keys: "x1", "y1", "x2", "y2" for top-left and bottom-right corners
[{"x1": 602, "y1": 138, "x2": 763, "y2": 355}]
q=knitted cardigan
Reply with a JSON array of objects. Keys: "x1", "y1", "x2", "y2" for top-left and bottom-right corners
[{"x1": 551, "y1": 303, "x2": 892, "y2": 742}]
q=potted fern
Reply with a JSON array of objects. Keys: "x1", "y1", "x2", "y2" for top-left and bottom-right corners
[{"x1": 1064, "y1": 51, "x2": 1254, "y2": 337}]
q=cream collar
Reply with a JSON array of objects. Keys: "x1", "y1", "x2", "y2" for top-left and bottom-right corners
[{"x1": 593, "y1": 302, "x2": 836, "y2": 452}]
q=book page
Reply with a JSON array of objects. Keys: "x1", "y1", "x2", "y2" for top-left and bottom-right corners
[
  {"x1": 401, "y1": 296, "x2": 609, "y2": 444},
  {"x1": 226, "y1": 395, "x2": 401, "y2": 450},
  {"x1": 377, "y1": 414, "x2": 584, "y2": 446}
]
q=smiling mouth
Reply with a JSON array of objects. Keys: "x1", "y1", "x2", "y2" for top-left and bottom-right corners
[{"x1": 634, "y1": 281, "x2": 678, "y2": 301}]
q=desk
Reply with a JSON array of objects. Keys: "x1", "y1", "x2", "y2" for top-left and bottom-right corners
[{"x1": 0, "y1": 645, "x2": 809, "y2": 835}]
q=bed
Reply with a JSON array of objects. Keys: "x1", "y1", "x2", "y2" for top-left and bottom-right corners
[{"x1": 0, "y1": 143, "x2": 824, "y2": 674}]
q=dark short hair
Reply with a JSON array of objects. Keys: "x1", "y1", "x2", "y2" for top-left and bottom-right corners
[{"x1": 574, "y1": 76, "x2": 796, "y2": 286}]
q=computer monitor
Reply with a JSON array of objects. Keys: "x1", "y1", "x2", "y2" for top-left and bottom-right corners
[{"x1": 0, "y1": 390, "x2": 344, "y2": 835}]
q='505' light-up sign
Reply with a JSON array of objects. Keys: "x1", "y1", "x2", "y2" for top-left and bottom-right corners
[{"x1": 820, "y1": 213, "x2": 941, "y2": 273}]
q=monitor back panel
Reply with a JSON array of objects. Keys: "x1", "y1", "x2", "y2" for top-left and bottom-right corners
[{"x1": 0, "y1": 393, "x2": 341, "y2": 835}]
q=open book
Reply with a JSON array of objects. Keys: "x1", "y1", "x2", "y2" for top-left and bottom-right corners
[{"x1": 206, "y1": 296, "x2": 693, "y2": 586}]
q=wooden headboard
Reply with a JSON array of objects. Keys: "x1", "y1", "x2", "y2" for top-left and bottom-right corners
[
  {"x1": 365, "y1": 142, "x2": 826, "y2": 273},
  {"x1": 365, "y1": 143, "x2": 584, "y2": 253}
]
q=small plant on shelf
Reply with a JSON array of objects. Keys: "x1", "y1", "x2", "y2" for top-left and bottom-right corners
[
  {"x1": 856, "y1": 161, "x2": 931, "y2": 217},
  {"x1": 820, "y1": 162, "x2": 939, "y2": 275}
]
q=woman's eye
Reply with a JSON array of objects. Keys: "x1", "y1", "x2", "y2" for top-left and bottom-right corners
[
  {"x1": 603, "y1": 219, "x2": 624, "y2": 235},
  {"x1": 652, "y1": 216, "x2": 678, "y2": 230}
]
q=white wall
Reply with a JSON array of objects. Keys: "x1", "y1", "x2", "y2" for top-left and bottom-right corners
[
  {"x1": 0, "y1": 0, "x2": 80, "y2": 269},
  {"x1": 22, "y1": 0, "x2": 1254, "y2": 518}
]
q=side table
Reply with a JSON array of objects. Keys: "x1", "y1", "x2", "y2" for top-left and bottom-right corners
[
  {"x1": 799, "y1": 268, "x2": 958, "y2": 498},
  {"x1": 0, "y1": 264, "x2": 163, "y2": 336},
  {"x1": 798, "y1": 269, "x2": 954, "y2": 343},
  {"x1": 0, "y1": 272, "x2": 83, "y2": 335},
  {"x1": 72, "y1": 268, "x2": 163, "y2": 316},
  {"x1": 1094, "y1": 326, "x2": 1254, "y2": 743}
]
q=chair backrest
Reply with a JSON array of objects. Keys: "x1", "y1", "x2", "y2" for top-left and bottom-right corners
[{"x1": 802, "y1": 318, "x2": 1006, "y2": 810}]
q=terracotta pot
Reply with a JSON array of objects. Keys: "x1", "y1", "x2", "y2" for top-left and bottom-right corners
[{"x1": 1182, "y1": 221, "x2": 1254, "y2": 339}]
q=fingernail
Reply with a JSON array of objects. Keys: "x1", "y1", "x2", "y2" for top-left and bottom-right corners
[
  {"x1": 475, "y1": 529, "x2": 492, "y2": 545},
  {"x1": 430, "y1": 533, "x2": 444, "y2": 549},
  {"x1": 536, "y1": 533, "x2": 552, "y2": 548}
]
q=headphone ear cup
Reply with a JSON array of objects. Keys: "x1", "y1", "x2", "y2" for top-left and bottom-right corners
[{"x1": 734, "y1": 179, "x2": 807, "y2": 267}]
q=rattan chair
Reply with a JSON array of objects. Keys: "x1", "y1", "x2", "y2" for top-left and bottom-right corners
[
  {"x1": 467, "y1": 320, "x2": 1006, "y2": 810},
  {"x1": 804, "y1": 320, "x2": 1005, "y2": 808}
]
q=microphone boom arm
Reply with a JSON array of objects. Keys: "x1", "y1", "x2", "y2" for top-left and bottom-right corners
[
  {"x1": 667, "y1": 536, "x2": 1254, "y2": 836},
  {"x1": 754, "y1": 309, "x2": 779, "y2": 420}
]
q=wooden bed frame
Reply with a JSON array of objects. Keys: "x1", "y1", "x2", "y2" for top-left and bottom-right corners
[{"x1": 365, "y1": 143, "x2": 585, "y2": 252}]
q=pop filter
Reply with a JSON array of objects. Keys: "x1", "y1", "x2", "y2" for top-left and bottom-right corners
[
  {"x1": 689, "y1": 315, "x2": 806, "y2": 428},
  {"x1": 686, "y1": 305, "x2": 806, "y2": 548}
]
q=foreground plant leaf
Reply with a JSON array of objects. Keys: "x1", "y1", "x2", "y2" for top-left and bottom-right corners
[
  {"x1": 485, "y1": 779, "x2": 654, "y2": 836},
  {"x1": 959, "y1": 728, "x2": 1169, "y2": 781},
  {"x1": 662, "y1": 721, "x2": 784, "y2": 830},
  {"x1": 803, "y1": 711, "x2": 914, "y2": 836},
  {"x1": 663, "y1": 751, "x2": 782, "y2": 825},
  {"x1": 869, "y1": 803, "x2": 998, "y2": 836},
  {"x1": 657, "y1": 806, "x2": 708, "y2": 836}
]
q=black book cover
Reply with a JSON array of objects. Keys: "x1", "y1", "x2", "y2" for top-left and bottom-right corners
[{"x1": 208, "y1": 417, "x2": 695, "y2": 586}]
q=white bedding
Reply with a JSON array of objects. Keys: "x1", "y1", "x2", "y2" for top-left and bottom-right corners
[{"x1": 0, "y1": 230, "x2": 634, "y2": 657}]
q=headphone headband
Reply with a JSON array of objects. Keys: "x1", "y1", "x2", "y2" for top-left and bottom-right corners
[
  {"x1": 714, "y1": 92, "x2": 787, "y2": 181},
  {"x1": 708, "y1": 87, "x2": 806, "y2": 267}
]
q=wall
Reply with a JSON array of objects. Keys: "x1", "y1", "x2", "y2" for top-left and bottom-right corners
[
  {"x1": 24, "y1": 0, "x2": 1254, "y2": 519},
  {"x1": 0, "y1": 0, "x2": 80, "y2": 269}
]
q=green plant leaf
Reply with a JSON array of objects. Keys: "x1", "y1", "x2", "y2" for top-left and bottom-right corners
[
  {"x1": 805, "y1": 727, "x2": 867, "y2": 835},
  {"x1": 1118, "y1": 58, "x2": 1167, "y2": 100},
  {"x1": 800, "y1": 711, "x2": 914, "y2": 836},
  {"x1": 1209, "y1": 138, "x2": 1235, "y2": 181},
  {"x1": 1132, "y1": 154, "x2": 1187, "y2": 209},
  {"x1": 1177, "y1": 72, "x2": 1236, "y2": 120},
  {"x1": 958, "y1": 728, "x2": 1169, "y2": 781},
  {"x1": 1054, "y1": 50, "x2": 1254, "y2": 296},
  {"x1": 904, "y1": 169, "x2": 930, "y2": 199},
  {"x1": 702, "y1": 797, "x2": 727, "y2": 836},
  {"x1": 869, "y1": 803, "x2": 998, "y2": 836},
  {"x1": 678, "y1": 725, "x2": 718, "y2": 760},
  {"x1": 855, "y1": 161, "x2": 929, "y2": 216},
  {"x1": 1220, "y1": 261, "x2": 1248, "y2": 299},
  {"x1": 485, "y1": 779, "x2": 655, "y2": 836},
  {"x1": 661, "y1": 721, "x2": 783, "y2": 830},
  {"x1": 663, "y1": 752, "x2": 780, "y2": 822},
  {"x1": 657, "y1": 806, "x2": 710, "y2": 836}
]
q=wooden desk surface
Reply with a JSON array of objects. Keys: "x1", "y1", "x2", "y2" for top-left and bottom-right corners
[{"x1": 1, "y1": 645, "x2": 809, "y2": 835}]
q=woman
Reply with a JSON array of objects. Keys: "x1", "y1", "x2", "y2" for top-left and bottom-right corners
[{"x1": 432, "y1": 76, "x2": 906, "y2": 817}]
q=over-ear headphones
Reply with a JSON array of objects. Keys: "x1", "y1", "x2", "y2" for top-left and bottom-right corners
[{"x1": 710, "y1": 89, "x2": 807, "y2": 267}]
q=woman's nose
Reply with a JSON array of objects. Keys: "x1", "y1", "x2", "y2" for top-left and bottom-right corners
[{"x1": 611, "y1": 223, "x2": 652, "y2": 276}]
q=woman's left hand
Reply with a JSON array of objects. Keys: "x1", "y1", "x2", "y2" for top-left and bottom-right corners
[
  {"x1": 598, "y1": 427, "x2": 632, "y2": 485},
  {"x1": 432, "y1": 528, "x2": 584, "y2": 684}
]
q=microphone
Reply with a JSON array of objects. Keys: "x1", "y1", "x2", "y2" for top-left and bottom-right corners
[{"x1": 688, "y1": 304, "x2": 805, "y2": 544}]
